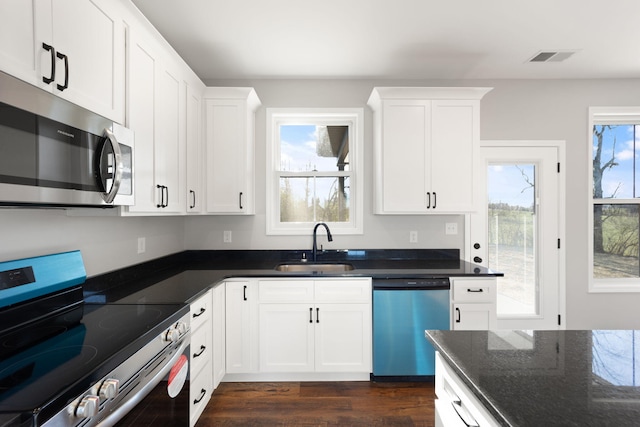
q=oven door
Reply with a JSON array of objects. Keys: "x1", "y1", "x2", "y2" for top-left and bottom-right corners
[{"x1": 112, "y1": 343, "x2": 191, "y2": 427}]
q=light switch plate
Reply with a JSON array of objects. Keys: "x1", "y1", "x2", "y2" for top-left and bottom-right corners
[
  {"x1": 409, "y1": 230, "x2": 418, "y2": 243},
  {"x1": 223, "y1": 230, "x2": 232, "y2": 243}
]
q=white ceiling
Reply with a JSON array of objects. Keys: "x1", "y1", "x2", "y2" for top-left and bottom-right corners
[{"x1": 132, "y1": 0, "x2": 640, "y2": 81}]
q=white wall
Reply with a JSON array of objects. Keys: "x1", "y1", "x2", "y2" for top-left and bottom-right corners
[
  {"x1": 193, "y1": 77, "x2": 640, "y2": 329},
  {"x1": 0, "y1": 209, "x2": 185, "y2": 276}
]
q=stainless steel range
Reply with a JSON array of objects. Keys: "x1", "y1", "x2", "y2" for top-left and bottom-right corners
[{"x1": 0, "y1": 251, "x2": 190, "y2": 427}]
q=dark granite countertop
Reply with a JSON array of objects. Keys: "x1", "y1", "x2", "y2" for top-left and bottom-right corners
[
  {"x1": 426, "y1": 329, "x2": 640, "y2": 427},
  {"x1": 84, "y1": 249, "x2": 501, "y2": 304}
]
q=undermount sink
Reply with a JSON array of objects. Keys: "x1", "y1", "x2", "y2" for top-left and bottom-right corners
[{"x1": 274, "y1": 263, "x2": 355, "y2": 272}]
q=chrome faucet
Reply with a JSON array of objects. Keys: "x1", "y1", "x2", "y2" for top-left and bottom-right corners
[{"x1": 312, "y1": 222, "x2": 333, "y2": 262}]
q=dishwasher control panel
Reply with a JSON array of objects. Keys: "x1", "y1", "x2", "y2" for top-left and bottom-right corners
[{"x1": 372, "y1": 278, "x2": 450, "y2": 290}]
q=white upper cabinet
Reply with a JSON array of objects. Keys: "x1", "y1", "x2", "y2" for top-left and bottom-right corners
[
  {"x1": 368, "y1": 87, "x2": 491, "y2": 214},
  {"x1": 204, "y1": 88, "x2": 261, "y2": 214},
  {"x1": 125, "y1": 26, "x2": 185, "y2": 214},
  {"x1": 0, "y1": 0, "x2": 125, "y2": 123},
  {"x1": 186, "y1": 81, "x2": 205, "y2": 213}
]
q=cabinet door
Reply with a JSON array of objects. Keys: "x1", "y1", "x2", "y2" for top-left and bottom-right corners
[
  {"x1": 452, "y1": 303, "x2": 494, "y2": 330},
  {"x1": 259, "y1": 303, "x2": 314, "y2": 372},
  {"x1": 225, "y1": 281, "x2": 258, "y2": 373},
  {"x1": 186, "y1": 82, "x2": 203, "y2": 213},
  {"x1": 154, "y1": 61, "x2": 183, "y2": 213},
  {"x1": 314, "y1": 303, "x2": 372, "y2": 372},
  {"x1": 380, "y1": 100, "x2": 430, "y2": 213},
  {"x1": 0, "y1": 0, "x2": 41, "y2": 87},
  {"x1": 50, "y1": 0, "x2": 124, "y2": 122},
  {"x1": 205, "y1": 98, "x2": 248, "y2": 213},
  {"x1": 430, "y1": 100, "x2": 478, "y2": 212},
  {"x1": 211, "y1": 283, "x2": 226, "y2": 389}
]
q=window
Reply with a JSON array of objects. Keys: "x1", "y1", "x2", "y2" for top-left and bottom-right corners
[
  {"x1": 589, "y1": 107, "x2": 640, "y2": 291},
  {"x1": 266, "y1": 108, "x2": 364, "y2": 235}
]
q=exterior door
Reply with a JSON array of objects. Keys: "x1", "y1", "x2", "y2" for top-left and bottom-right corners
[{"x1": 470, "y1": 141, "x2": 564, "y2": 329}]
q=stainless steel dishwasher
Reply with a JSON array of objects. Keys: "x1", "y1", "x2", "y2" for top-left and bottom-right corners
[{"x1": 372, "y1": 278, "x2": 450, "y2": 380}]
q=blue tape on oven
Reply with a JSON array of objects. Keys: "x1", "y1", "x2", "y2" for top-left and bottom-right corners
[{"x1": 0, "y1": 250, "x2": 86, "y2": 309}]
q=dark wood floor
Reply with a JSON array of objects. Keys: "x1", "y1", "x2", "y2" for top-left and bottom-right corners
[{"x1": 196, "y1": 381, "x2": 436, "y2": 427}]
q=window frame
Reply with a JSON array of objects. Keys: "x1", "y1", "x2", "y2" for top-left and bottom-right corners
[
  {"x1": 588, "y1": 107, "x2": 640, "y2": 292},
  {"x1": 265, "y1": 108, "x2": 364, "y2": 235}
]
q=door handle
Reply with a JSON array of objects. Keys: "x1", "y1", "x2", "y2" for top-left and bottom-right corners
[
  {"x1": 56, "y1": 51, "x2": 69, "y2": 91},
  {"x1": 309, "y1": 307, "x2": 313, "y2": 323},
  {"x1": 98, "y1": 129, "x2": 123, "y2": 203},
  {"x1": 239, "y1": 192, "x2": 243, "y2": 209},
  {"x1": 316, "y1": 307, "x2": 320, "y2": 323},
  {"x1": 426, "y1": 192, "x2": 431, "y2": 209},
  {"x1": 243, "y1": 285, "x2": 247, "y2": 301},
  {"x1": 190, "y1": 190, "x2": 196, "y2": 209},
  {"x1": 455, "y1": 307, "x2": 461, "y2": 323},
  {"x1": 193, "y1": 307, "x2": 206, "y2": 318},
  {"x1": 156, "y1": 185, "x2": 165, "y2": 208},
  {"x1": 42, "y1": 43, "x2": 55, "y2": 84},
  {"x1": 432, "y1": 192, "x2": 437, "y2": 209},
  {"x1": 193, "y1": 345, "x2": 206, "y2": 358},
  {"x1": 193, "y1": 389, "x2": 207, "y2": 404}
]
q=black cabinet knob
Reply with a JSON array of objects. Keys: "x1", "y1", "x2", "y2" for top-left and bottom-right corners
[
  {"x1": 473, "y1": 256, "x2": 483, "y2": 263},
  {"x1": 473, "y1": 243, "x2": 481, "y2": 249}
]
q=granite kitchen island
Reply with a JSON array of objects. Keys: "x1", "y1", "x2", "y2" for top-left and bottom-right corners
[{"x1": 426, "y1": 329, "x2": 640, "y2": 427}]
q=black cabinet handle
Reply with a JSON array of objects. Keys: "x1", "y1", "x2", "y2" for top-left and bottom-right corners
[
  {"x1": 433, "y1": 192, "x2": 437, "y2": 209},
  {"x1": 190, "y1": 190, "x2": 196, "y2": 209},
  {"x1": 156, "y1": 185, "x2": 164, "y2": 208},
  {"x1": 316, "y1": 307, "x2": 320, "y2": 323},
  {"x1": 243, "y1": 285, "x2": 247, "y2": 301},
  {"x1": 56, "y1": 51, "x2": 68, "y2": 91},
  {"x1": 164, "y1": 186, "x2": 169, "y2": 207},
  {"x1": 426, "y1": 192, "x2": 431, "y2": 209},
  {"x1": 193, "y1": 307, "x2": 206, "y2": 318},
  {"x1": 193, "y1": 345, "x2": 206, "y2": 358},
  {"x1": 467, "y1": 288, "x2": 484, "y2": 293},
  {"x1": 193, "y1": 389, "x2": 207, "y2": 404},
  {"x1": 455, "y1": 307, "x2": 461, "y2": 323},
  {"x1": 309, "y1": 307, "x2": 313, "y2": 323},
  {"x1": 239, "y1": 192, "x2": 243, "y2": 209},
  {"x1": 42, "y1": 43, "x2": 55, "y2": 84}
]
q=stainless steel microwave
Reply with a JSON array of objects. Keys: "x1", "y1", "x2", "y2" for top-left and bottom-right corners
[{"x1": 0, "y1": 71, "x2": 134, "y2": 207}]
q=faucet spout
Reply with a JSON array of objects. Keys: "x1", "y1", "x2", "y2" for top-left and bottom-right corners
[{"x1": 312, "y1": 222, "x2": 333, "y2": 262}]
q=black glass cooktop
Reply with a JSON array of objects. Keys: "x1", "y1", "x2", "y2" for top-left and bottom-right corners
[{"x1": 0, "y1": 303, "x2": 187, "y2": 426}]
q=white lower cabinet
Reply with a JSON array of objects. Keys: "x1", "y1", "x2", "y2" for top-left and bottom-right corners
[
  {"x1": 189, "y1": 290, "x2": 212, "y2": 427},
  {"x1": 435, "y1": 351, "x2": 499, "y2": 427},
  {"x1": 225, "y1": 280, "x2": 259, "y2": 374},
  {"x1": 450, "y1": 277, "x2": 497, "y2": 330},
  {"x1": 258, "y1": 278, "x2": 372, "y2": 377}
]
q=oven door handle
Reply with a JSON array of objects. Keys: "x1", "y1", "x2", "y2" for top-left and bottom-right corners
[
  {"x1": 96, "y1": 337, "x2": 188, "y2": 427},
  {"x1": 98, "y1": 128, "x2": 124, "y2": 204}
]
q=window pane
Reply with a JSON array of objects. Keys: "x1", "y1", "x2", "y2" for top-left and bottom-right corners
[
  {"x1": 593, "y1": 204, "x2": 640, "y2": 278},
  {"x1": 280, "y1": 125, "x2": 350, "y2": 172},
  {"x1": 487, "y1": 164, "x2": 537, "y2": 316},
  {"x1": 593, "y1": 125, "x2": 640, "y2": 199},
  {"x1": 280, "y1": 177, "x2": 350, "y2": 223}
]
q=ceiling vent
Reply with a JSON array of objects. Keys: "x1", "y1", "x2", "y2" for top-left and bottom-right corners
[{"x1": 528, "y1": 50, "x2": 577, "y2": 63}]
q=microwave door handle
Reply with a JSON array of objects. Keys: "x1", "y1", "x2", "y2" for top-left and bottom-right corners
[{"x1": 100, "y1": 129, "x2": 123, "y2": 203}]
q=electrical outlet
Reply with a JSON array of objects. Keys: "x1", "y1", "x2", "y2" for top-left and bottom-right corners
[
  {"x1": 137, "y1": 237, "x2": 146, "y2": 254},
  {"x1": 445, "y1": 223, "x2": 458, "y2": 235},
  {"x1": 409, "y1": 230, "x2": 418, "y2": 243},
  {"x1": 223, "y1": 230, "x2": 232, "y2": 243}
]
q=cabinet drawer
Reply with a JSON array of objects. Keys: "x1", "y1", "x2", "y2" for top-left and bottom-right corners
[
  {"x1": 190, "y1": 361, "x2": 212, "y2": 427},
  {"x1": 190, "y1": 322, "x2": 211, "y2": 375},
  {"x1": 258, "y1": 280, "x2": 314, "y2": 302},
  {"x1": 451, "y1": 278, "x2": 494, "y2": 302},
  {"x1": 190, "y1": 291, "x2": 212, "y2": 331},
  {"x1": 314, "y1": 279, "x2": 372, "y2": 303}
]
